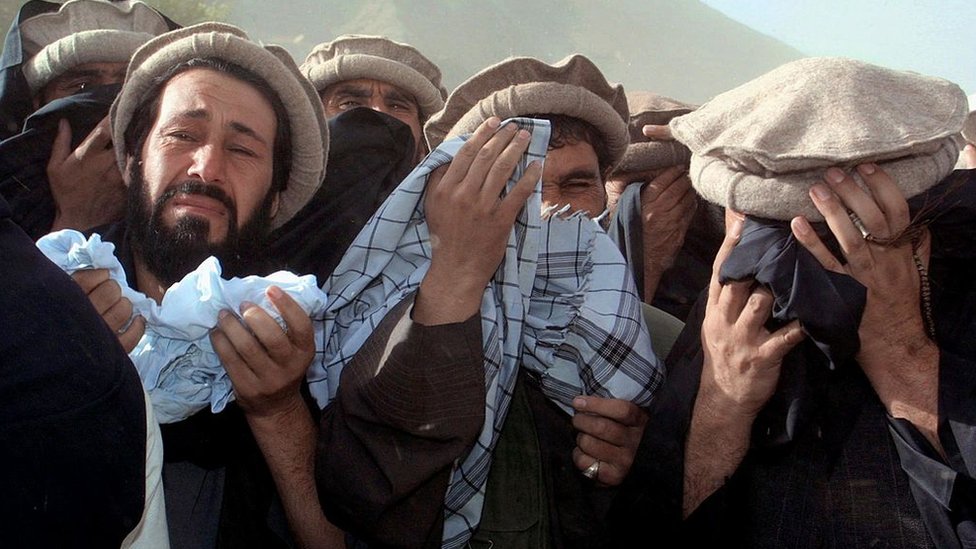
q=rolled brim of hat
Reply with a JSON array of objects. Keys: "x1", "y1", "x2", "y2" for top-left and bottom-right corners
[
  {"x1": 24, "y1": 29, "x2": 155, "y2": 92},
  {"x1": 690, "y1": 134, "x2": 963, "y2": 221},
  {"x1": 615, "y1": 141, "x2": 692, "y2": 174},
  {"x1": 111, "y1": 23, "x2": 328, "y2": 230},
  {"x1": 433, "y1": 81, "x2": 630, "y2": 167},
  {"x1": 964, "y1": 93, "x2": 976, "y2": 143},
  {"x1": 304, "y1": 54, "x2": 445, "y2": 119}
]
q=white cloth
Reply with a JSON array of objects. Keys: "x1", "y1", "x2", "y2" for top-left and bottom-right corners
[{"x1": 37, "y1": 229, "x2": 328, "y2": 423}]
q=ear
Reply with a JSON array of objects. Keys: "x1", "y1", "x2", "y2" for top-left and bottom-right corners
[
  {"x1": 270, "y1": 192, "x2": 281, "y2": 218},
  {"x1": 122, "y1": 155, "x2": 135, "y2": 187}
]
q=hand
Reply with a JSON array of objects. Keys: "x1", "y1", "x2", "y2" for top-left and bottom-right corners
[
  {"x1": 641, "y1": 124, "x2": 674, "y2": 141},
  {"x1": 959, "y1": 143, "x2": 976, "y2": 170},
  {"x1": 698, "y1": 217, "x2": 805, "y2": 421},
  {"x1": 210, "y1": 286, "x2": 316, "y2": 419},
  {"x1": 71, "y1": 268, "x2": 145, "y2": 352},
  {"x1": 571, "y1": 396, "x2": 648, "y2": 486},
  {"x1": 48, "y1": 117, "x2": 126, "y2": 232},
  {"x1": 415, "y1": 117, "x2": 542, "y2": 325},
  {"x1": 790, "y1": 164, "x2": 940, "y2": 449}
]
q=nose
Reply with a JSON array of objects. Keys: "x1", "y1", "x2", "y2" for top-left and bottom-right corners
[
  {"x1": 368, "y1": 97, "x2": 392, "y2": 116},
  {"x1": 186, "y1": 143, "x2": 225, "y2": 183}
]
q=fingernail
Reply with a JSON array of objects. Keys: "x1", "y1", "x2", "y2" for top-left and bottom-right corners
[
  {"x1": 239, "y1": 301, "x2": 256, "y2": 313},
  {"x1": 267, "y1": 286, "x2": 283, "y2": 299},
  {"x1": 791, "y1": 216, "x2": 809, "y2": 236},
  {"x1": 218, "y1": 310, "x2": 230, "y2": 320},
  {"x1": 824, "y1": 168, "x2": 846, "y2": 184},
  {"x1": 517, "y1": 129, "x2": 530, "y2": 141},
  {"x1": 573, "y1": 396, "x2": 587, "y2": 409},
  {"x1": 487, "y1": 117, "x2": 500, "y2": 129},
  {"x1": 857, "y1": 163, "x2": 876, "y2": 175},
  {"x1": 811, "y1": 184, "x2": 832, "y2": 201}
]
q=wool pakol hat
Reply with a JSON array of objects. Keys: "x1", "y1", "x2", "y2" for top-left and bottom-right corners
[
  {"x1": 20, "y1": 0, "x2": 169, "y2": 92},
  {"x1": 110, "y1": 22, "x2": 329, "y2": 230},
  {"x1": 425, "y1": 54, "x2": 629, "y2": 167},
  {"x1": 669, "y1": 57, "x2": 967, "y2": 221},
  {"x1": 301, "y1": 35, "x2": 447, "y2": 120},
  {"x1": 614, "y1": 90, "x2": 696, "y2": 174},
  {"x1": 963, "y1": 93, "x2": 976, "y2": 144}
]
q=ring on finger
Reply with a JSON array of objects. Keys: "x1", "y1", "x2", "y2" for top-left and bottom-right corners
[
  {"x1": 581, "y1": 460, "x2": 601, "y2": 480},
  {"x1": 847, "y1": 211, "x2": 873, "y2": 240}
]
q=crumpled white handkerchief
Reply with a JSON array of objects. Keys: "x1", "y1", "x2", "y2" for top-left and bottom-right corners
[{"x1": 38, "y1": 229, "x2": 328, "y2": 423}]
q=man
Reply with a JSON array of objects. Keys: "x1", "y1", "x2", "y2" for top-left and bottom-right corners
[
  {"x1": 309, "y1": 54, "x2": 663, "y2": 548},
  {"x1": 267, "y1": 35, "x2": 448, "y2": 279},
  {"x1": 959, "y1": 92, "x2": 976, "y2": 169},
  {"x1": 614, "y1": 58, "x2": 976, "y2": 548},
  {"x1": 0, "y1": 0, "x2": 174, "y2": 238},
  {"x1": 606, "y1": 91, "x2": 723, "y2": 321},
  {"x1": 301, "y1": 34, "x2": 447, "y2": 165},
  {"x1": 69, "y1": 22, "x2": 339, "y2": 547}
]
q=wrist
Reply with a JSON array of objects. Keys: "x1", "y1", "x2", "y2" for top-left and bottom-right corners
[{"x1": 415, "y1": 262, "x2": 486, "y2": 325}]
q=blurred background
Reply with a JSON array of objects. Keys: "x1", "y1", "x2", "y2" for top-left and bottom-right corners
[{"x1": 3, "y1": 0, "x2": 974, "y2": 105}]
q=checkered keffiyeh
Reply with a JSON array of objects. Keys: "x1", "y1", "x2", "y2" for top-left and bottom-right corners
[{"x1": 306, "y1": 118, "x2": 663, "y2": 547}]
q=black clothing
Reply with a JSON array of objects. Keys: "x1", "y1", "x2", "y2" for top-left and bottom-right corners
[{"x1": 0, "y1": 196, "x2": 147, "y2": 547}]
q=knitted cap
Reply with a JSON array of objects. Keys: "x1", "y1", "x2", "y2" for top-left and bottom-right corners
[
  {"x1": 670, "y1": 57, "x2": 967, "y2": 221},
  {"x1": 301, "y1": 35, "x2": 447, "y2": 120},
  {"x1": 614, "y1": 91, "x2": 696, "y2": 174},
  {"x1": 110, "y1": 23, "x2": 329, "y2": 230},
  {"x1": 20, "y1": 0, "x2": 169, "y2": 92},
  {"x1": 425, "y1": 54, "x2": 629, "y2": 167}
]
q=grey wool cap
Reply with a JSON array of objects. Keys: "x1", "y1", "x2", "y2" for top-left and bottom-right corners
[
  {"x1": 301, "y1": 35, "x2": 447, "y2": 120},
  {"x1": 20, "y1": 0, "x2": 170, "y2": 92},
  {"x1": 425, "y1": 54, "x2": 630, "y2": 168},
  {"x1": 669, "y1": 57, "x2": 968, "y2": 221},
  {"x1": 110, "y1": 22, "x2": 329, "y2": 230},
  {"x1": 614, "y1": 90, "x2": 697, "y2": 174},
  {"x1": 964, "y1": 93, "x2": 976, "y2": 144}
]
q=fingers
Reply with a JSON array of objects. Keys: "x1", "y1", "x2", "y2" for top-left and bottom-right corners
[
  {"x1": 479, "y1": 127, "x2": 531, "y2": 205},
  {"x1": 640, "y1": 166, "x2": 689, "y2": 203},
  {"x1": 497, "y1": 160, "x2": 542, "y2": 221},
  {"x1": 790, "y1": 216, "x2": 845, "y2": 273},
  {"x1": 573, "y1": 396, "x2": 647, "y2": 428},
  {"x1": 50, "y1": 119, "x2": 72, "y2": 164},
  {"x1": 266, "y1": 286, "x2": 313, "y2": 350},
  {"x1": 856, "y1": 163, "x2": 910, "y2": 234},
  {"x1": 738, "y1": 286, "x2": 775, "y2": 335},
  {"x1": 438, "y1": 117, "x2": 506, "y2": 190},
  {"x1": 707, "y1": 216, "x2": 743, "y2": 308},
  {"x1": 757, "y1": 319, "x2": 806, "y2": 362},
  {"x1": 809, "y1": 182, "x2": 868, "y2": 259},
  {"x1": 821, "y1": 167, "x2": 888, "y2": 236},
  {"x1": 71, "y1": 268, "x2": 110, "y2": 294},
  {"x1": 641, "y1": 124, "x2": 674, "y2": 141},
  {"x1": 74, "y1": 116, "x2": 114, "y2": 159}
]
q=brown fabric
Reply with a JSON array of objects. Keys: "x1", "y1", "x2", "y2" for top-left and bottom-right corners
[
  {"x1": 669, "y1": 57, "x2": 968, "y2": 221},
  {"x1": 110, "y1": 22, "x2": 328, "y2": 229},
  {"x1": 424, "y1": 54, "x2": 629, "y2": 167},
  {"x1": 614, "y1": 91, "x2": 696, "y2": 174},
  {"x1": 316, "y1": 297, "x2": 486, "y2": 549},
  {"x1": 301, "y1": 35, "x2": 447, "y2": 120}
]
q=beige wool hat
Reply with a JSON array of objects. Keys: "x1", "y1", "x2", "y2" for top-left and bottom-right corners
[
  {"x1": 110, "y1": 22, "x2": 329, "y2": 230},
  {"x1": 20, "y1": 0, "x2": 170, "y2": 92},
  {"x1": 425, "y1": 54, "x2": 630, "y2": 167},
  {"x1": 670, "y1": 57, "x2": 967, "y2": 221},
  {"x1": 963, "y1": 93, "x2": 976, "y2": 144},
  {"x1": 301, "y1": 35, "x2": 447, "y2": 120},
  {"x1": 614, "y1": 91, "x2": 696, "y2": 174}
]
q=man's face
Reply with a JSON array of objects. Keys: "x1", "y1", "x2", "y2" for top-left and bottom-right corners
[
  {"x1": 36, "y1": 61, "x2": 128, "y2": 106},
  {"x1": 126, "y1": 67, "x2": 279, "y2": 285},
  {"x1": 542, "y1": 140, "x2": 607, "y2": 217},
  {"x1": 320, "y1": 78, "x2": 424, "y2": 162}
]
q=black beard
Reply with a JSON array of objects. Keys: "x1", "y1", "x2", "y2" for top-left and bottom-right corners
[{"x1": 126, "y1": 158, "x2": 275, "y2": 287}]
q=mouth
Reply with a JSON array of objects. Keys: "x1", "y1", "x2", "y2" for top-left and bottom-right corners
[{"x1": 169, "y1": 193, "x2": 229, "y2": 218}]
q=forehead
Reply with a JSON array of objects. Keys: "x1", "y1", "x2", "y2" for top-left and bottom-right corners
[
  {"x1": 155, "y1": 68, "x2": 277, "y2": 136},
  {"x1": 323, "y1": 78, "x2": 415, "y2": 100},
  {"x1": 544, "y1": 140, "x2": 600, "y2": 177}
]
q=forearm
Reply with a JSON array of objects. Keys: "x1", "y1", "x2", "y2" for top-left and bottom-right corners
[
  {"x1": 246, "y1": 397, "x2": 343, "y2": 549},
  {"x1": 683, "y1": 385, "x2": 754, "y2": 518}
]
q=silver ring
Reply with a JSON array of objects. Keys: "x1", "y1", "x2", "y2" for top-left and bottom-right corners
[
  {"x1": 581, "y1": 460, "x2": 601, "y2": 480},
  {"x1": 848, "y1": 211, "x2": 872, "y2": 240}
]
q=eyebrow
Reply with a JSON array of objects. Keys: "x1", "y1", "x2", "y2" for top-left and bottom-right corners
[
  {"x1": 174, "y1": 109, "x2": 269, "y2": 146},
  {"x1": 558, "y1": 168, "x2": 602, "y2": 182},
  {"x1": 384, "y1": 87, "x2": 416, "y2": 105}
]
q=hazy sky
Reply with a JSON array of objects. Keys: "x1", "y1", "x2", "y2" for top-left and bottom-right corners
[{"x1": 701, "y1": 0, "x2": 976, "y2": 95}]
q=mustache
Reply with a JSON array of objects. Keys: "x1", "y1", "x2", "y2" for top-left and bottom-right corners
[{"x1": 156, "y1": 181, "x2": 235, "y2": 213}]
